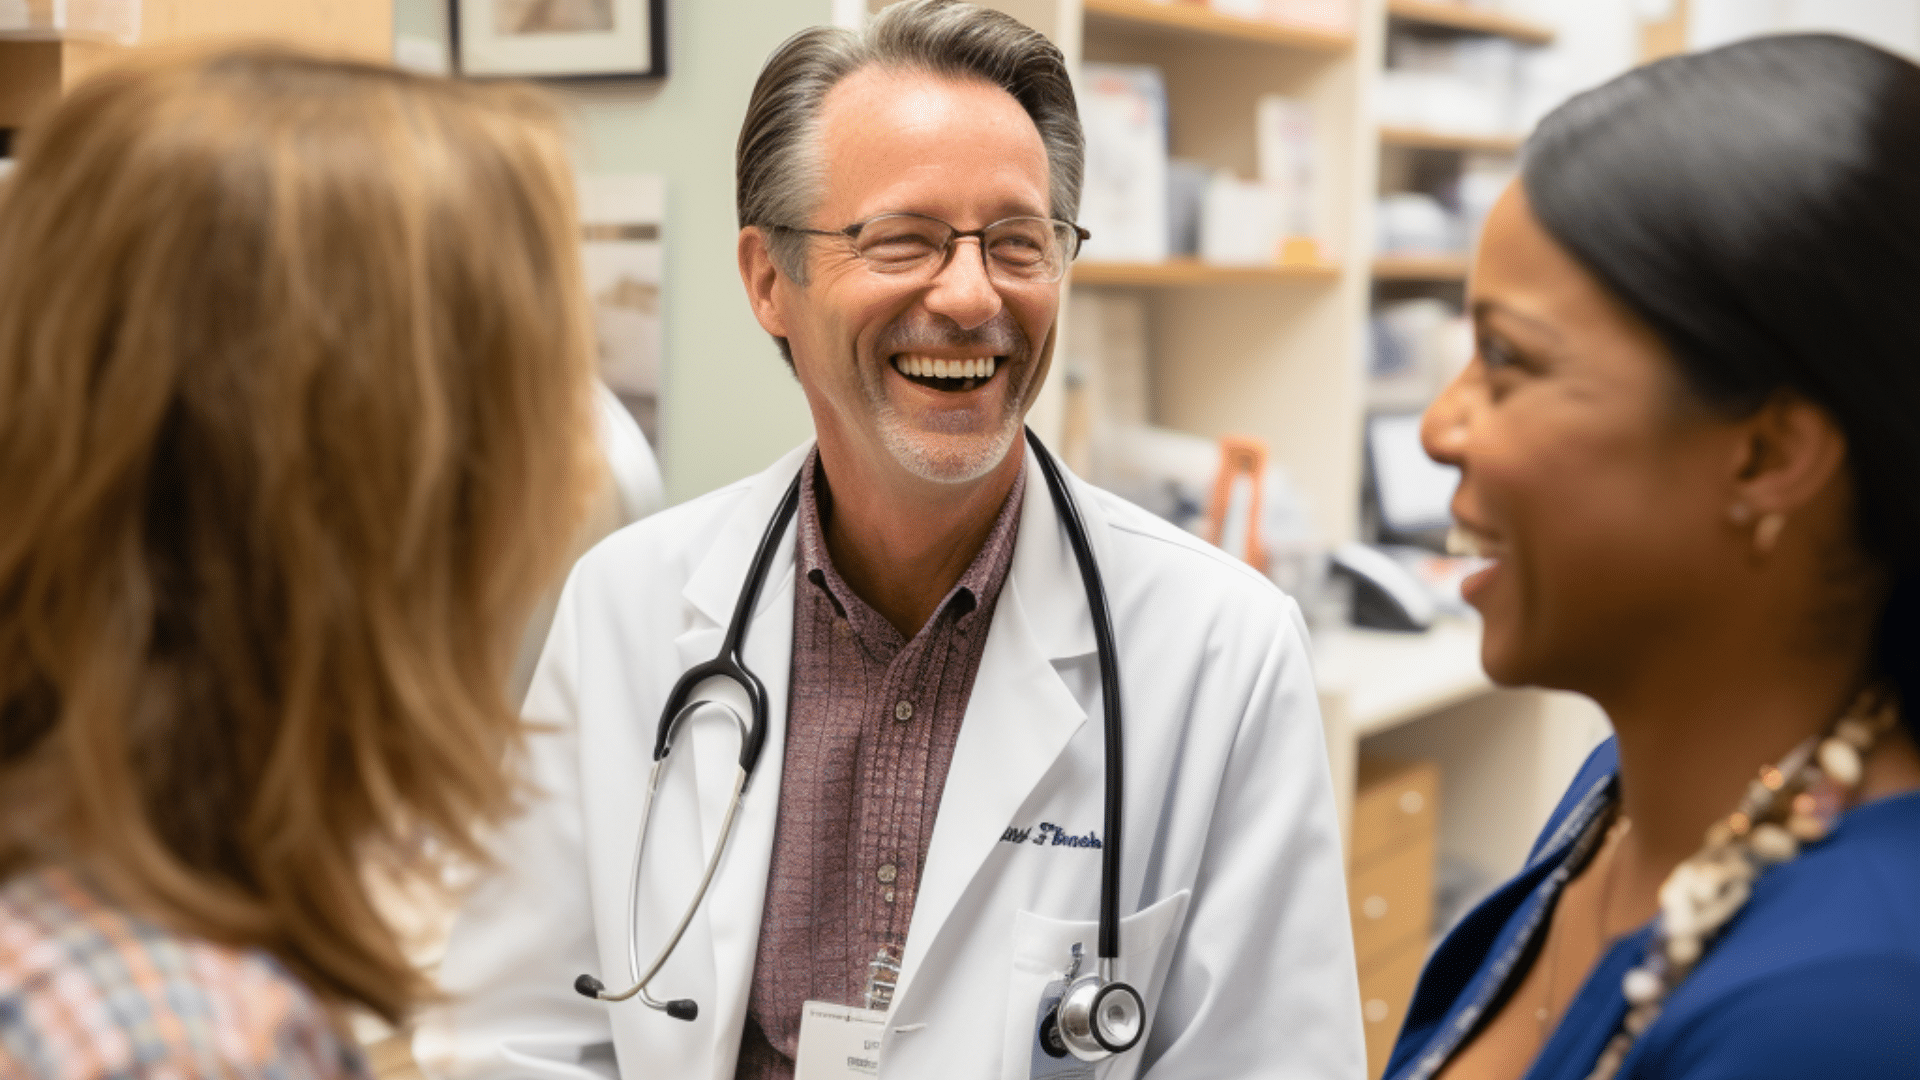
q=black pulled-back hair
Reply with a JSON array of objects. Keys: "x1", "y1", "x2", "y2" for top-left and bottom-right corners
[{"x1": 1523, "y1": 33, "x2": 1920, "y2": 744}]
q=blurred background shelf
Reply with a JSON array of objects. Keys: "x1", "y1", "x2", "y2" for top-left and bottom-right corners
[
  {"x1": 1379, "y1": 125, "x2": 1524, "y2": 154},
  {"x1": 1385, "y1": 0, "x2": 1554, "y2": 44},
  {"x1": 1373, "y1": 253, "x2": 1472, "y2": 281},
  {"x1": 1083, "y1": 0, "x2": 1354, "y2": 52},
  {"x1": 1315, "y1": 620, "x2": 1491, "y2": 738},
  {"x1": 1075, "y1": 257, "x2": 1343, "y2": 286}
]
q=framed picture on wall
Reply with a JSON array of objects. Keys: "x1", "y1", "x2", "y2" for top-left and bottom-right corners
[
  {"x1": 577, "y1": 173, "x2": 666, "y2": 446},
  {"x1": 451, "y1": 0, "x2": 666, "y2": 78}
]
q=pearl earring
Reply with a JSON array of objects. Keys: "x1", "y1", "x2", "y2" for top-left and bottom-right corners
[
  {"x1": 1728, "y1": 503, "x2": 1754, "y2": 526},
  {"x1": 1754, "y1": 512, "x2": 1787, "y2": 553}
]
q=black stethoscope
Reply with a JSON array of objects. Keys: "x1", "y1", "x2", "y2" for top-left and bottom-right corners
[{"x1": 574, "y1": 428, "x2": 1144, "y2": 1063}]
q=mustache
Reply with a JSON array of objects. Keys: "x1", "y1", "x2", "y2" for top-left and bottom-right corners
[{"x1": 875, "y1": 312, "x2": 1027, "y2": 359}]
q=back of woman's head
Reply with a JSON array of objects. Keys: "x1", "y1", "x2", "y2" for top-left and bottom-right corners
[
  {"x1": 0, "y1": 47, "x2": 598, "y2": 1020},
  {"x1": 1522, "y1": 33, "x2": 1920, "y2": 742}
]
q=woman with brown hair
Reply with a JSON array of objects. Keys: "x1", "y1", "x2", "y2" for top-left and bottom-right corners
[{"x1": 0, "y1": 48, "x2": 599, "y2": 1077}]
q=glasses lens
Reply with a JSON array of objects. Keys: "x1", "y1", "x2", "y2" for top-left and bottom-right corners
[
  {"x1": 984, "y1": 218, "x2": 1072, "y2": 283},
  {"x1": 853, "y1": 215, "x2": 951, "y2": 274}
]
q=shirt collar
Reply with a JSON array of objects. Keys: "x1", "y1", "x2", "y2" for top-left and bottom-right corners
[{"x1": 794, "y1": 449, "x2": 1026, "y2": 646}]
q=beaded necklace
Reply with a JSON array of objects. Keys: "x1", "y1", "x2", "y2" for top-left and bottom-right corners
[{"x1": 1584, "y1": 688, "x2": 1901, "y2": 1080}]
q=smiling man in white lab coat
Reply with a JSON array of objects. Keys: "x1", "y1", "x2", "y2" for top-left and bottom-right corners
[{"x1": 414, "y1": 3, "x2": 1362, "y2": 1078}]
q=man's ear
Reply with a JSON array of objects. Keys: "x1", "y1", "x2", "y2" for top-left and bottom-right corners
[
  {"x1": 738, "y1": 227, "x2": 791, "y2": 339},
  {"x1": 1729, "y1": 392, "x2": 1849, "y2": 518}
]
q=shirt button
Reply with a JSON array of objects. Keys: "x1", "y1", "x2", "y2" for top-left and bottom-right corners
[
  {"x1": 835, "y1": 618, "x2": 851, "y2": 637},
  {"x1": 894, "y1": 700, "x2": 914, "y2": 722},
  {"x1": 882, "y1": 888, "x2": 896, "y2": 904},
  {"x1": 877, "y1": 863, "x2": 898, "y2": 884}
]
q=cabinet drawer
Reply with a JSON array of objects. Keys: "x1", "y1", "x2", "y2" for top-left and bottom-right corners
[
  {"x1": 1359, "y1": 936, "x2": 1428, "y2": 1080},
  {"x1": 1348, "y1": 835, "x2": 1434, "y2": 966},
  {"x1": 1351, "y1": 757, "x2": 1439, "y2": 870}
]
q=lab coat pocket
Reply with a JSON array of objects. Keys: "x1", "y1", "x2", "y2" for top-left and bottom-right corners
[{"x1": 1001, "y1": 890, "x2": 1191, "y2": 1080}]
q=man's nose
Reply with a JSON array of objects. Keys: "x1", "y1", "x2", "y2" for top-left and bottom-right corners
[{"x1": 922, "y1": 237, "x2": 1005, "y2": 330}]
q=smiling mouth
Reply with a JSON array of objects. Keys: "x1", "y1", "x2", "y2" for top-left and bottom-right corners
[
  {"x1": 892, "y1": 353, "x2": 1002, "y2": 392},
  {"x1": 1447, "y1": 522, "x2": 1507, "y2": 562}
]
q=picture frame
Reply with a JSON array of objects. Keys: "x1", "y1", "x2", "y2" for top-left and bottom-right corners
[{"x1": 450, "y1": 0, "x2": 667, "y2": 79}]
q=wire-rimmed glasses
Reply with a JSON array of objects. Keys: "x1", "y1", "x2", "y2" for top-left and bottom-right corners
[{"x1": 770, "y1": 212, "x2": 1090, "y2": 286}]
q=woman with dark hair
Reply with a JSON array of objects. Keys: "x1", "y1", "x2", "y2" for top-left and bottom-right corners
[{"x1": 1399, "y1": 33, "x2": 1920, "y2": 1080}]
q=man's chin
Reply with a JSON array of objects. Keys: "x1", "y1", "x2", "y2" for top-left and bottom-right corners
[{"x1": 877, "y1": 419, "x2": 1023, "y2": 486}]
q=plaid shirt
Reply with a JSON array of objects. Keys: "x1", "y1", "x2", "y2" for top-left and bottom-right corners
[{"x1": 0, "y1": 866, "x2": 370, "y2": 1080}]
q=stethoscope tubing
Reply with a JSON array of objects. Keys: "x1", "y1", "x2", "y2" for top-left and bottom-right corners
[
  {"x1": 584, "y1": 431, "x2": 1132, "y2": 1022},
  {"x1": 587, "y1": 474, "x2": 802, "y2": 1008},
  {"x1": 1023, "y1": 427, "x2": 1126, "y2": 965}
]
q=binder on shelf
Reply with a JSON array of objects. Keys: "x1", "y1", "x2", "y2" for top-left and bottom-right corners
[{"x1": 1079, "y1": 63, "x2": 1170, "y2": 264}]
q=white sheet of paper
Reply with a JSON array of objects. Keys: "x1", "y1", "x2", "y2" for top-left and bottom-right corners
[{"x1": 794, "y1": 1001, "x2": 888, "y2": 1080}]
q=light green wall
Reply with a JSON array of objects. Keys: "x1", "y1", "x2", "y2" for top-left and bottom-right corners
[{"x1": 396, "y1": 0, "x2": 825, "y2": 503}]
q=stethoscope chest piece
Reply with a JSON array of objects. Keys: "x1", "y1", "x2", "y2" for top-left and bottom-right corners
[
  {"x1": 1057, "y1": 973, "x2": 1144, "y2": 1059},
  {"x1": 1037, "y1": 942, "x2": 1144, "y2": 1064}
]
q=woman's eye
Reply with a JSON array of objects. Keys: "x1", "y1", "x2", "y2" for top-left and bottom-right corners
[
  {"x1": 1477, "y1": 334, "x2": 1529, "y2": 399},
  {"x1": 1479, "y1": 333, "x2": 1519, "y2": 369}
]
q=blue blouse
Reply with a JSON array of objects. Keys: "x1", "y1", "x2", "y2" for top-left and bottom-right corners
[{"x1": 1385, "y1": 739, "x2": 1920, "y2": 1080}]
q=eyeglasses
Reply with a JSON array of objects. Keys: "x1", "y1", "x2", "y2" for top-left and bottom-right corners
[{"x1": 770, "y1": 212, "x2": 1091, "y2": 286}]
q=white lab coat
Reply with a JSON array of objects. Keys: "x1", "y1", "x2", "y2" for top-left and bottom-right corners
[{"x1": 415, "y1": 442, "x2": 1364, "y2": 1080}]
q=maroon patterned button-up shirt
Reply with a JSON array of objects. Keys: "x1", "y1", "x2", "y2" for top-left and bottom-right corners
[{"x1": 734, "y1": 450, "x2": 1025, "y2": 1080}]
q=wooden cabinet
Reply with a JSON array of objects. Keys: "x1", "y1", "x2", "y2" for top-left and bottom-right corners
[
  {"x1": 1360, "y1": 935, "x2": 1428, "y2": 1079},
  {"x1": 2, "y1": 0, "x2": 392, "y2": 133},
  {"x1": 1349, "y1": 756, "x2": 1440, "y2": 1079},
  {"x1": 141, "y1": 0, "x2": 393, "y2": 58},
  {"x1": 0, "y1": 39, "x2": 119, "y2": 126}
]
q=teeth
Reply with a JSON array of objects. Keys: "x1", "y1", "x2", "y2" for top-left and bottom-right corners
[
  {"x1": 1446, "y1": 526, "x2": 1480, "y2": 558},
  {"x1": 893, "y1": 355, "x2": 1000, "y2": 381}
]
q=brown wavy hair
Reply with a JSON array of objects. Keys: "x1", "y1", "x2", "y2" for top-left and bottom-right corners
[{"x1": 0, "y1": 47, "x2": 598, "y2": 1023}]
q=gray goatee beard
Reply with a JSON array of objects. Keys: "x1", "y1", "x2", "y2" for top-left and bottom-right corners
[{"x1": 867, "y1": 313, "x2": 1033, "y2": 484}]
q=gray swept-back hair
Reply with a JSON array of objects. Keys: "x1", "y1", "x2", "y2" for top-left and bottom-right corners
[{"x1": 737, "y1": 0, "x2": 1083, "y2": 286}]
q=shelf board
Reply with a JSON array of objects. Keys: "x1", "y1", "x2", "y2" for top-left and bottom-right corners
[
  {"x1": 1074, "y1": 257, "x2": 1341, "y2": 286},
  {"x1": 1385, "y1": 0, "x2": 1555, "y2": 45},
  {"x1": 1314, "y1": 620, "x2": 1492, "y2": 738},
  {"x1": 1379, "y1": 126, "x2": 1524, "y2": 154},
  {"x1": 1372, "y1": 254, "x2": 1471, "y2": 282},
  {"x1": 1082, "y1": 0, "x2": 1353, "y2": 54}
]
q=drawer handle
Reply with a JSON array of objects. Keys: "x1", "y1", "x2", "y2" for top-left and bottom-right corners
[
  {"x1": 1362, "y1": 895, "x2": 1389, "y2": 920},
  {"x1": 1398, "y1": 790, "x2": 1424, "y2": 815},
  {"x1": 1365, "y1": 998, "x2": 1390, "y2": 1024}
]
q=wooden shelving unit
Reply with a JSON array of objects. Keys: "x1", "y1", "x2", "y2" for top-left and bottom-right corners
[
  {"x1": 1379, "y1": 125, "x2": 1524, "y2": 154},
  {"x1": 1075, "y1": 257, "x2": 1342, "y2": 287},
  {"x1": 1385, "y1": 0, "x2": 1554, "y2": 44},
  {"x1": 937, "y1": 7, "x2": 1613, "y2": 1075},
  {"x1": 1064, "y1": 0, "x2": 1368, "y2": 559},
  {"x1": 1373, "y1": 253, "x2": 1472, "y2": 281},
  {"x1": 1083, "y1": 0, "x2": 1352, "y2": 52}
]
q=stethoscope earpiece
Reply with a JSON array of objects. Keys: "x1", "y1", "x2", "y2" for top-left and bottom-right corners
[{"x1": 574, "y1": 965, "x2": 698, "y2": 1021}]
